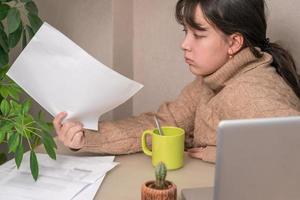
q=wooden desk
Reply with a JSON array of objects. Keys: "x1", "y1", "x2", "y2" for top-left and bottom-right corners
[{"x1": 37, "y1": 140, "x2": 215, "y2": 199}]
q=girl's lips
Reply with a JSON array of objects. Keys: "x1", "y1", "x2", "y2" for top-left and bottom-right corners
[{"x1": 185, "y1": 57, "x2": 194, "y2": 65}]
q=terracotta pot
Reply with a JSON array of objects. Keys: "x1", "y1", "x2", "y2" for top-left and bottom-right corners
[{"x1": 141, "y1": 180, "x2": 177, "y2": 200}]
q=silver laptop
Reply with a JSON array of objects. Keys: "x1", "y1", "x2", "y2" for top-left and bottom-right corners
[{"x1": 182, "y1": 116, "x2": 300, "y2": 200}]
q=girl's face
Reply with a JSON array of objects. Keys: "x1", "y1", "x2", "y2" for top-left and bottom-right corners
[{"x1": 181, "y1": 5, "x2": 231, "y2": 76}]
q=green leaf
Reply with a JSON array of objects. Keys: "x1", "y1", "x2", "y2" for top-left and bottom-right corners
[
  {"x1": 7, "y1": 8, "x2": 21, "y2": 33},
  {"x1": 8, "y1": 22, "x2": 22, "y2": 48},
  {"x1": 27, "y1": 12, "x2": 42, "y2": 33},
  {"x1": 43, "y1": 138, "x2": 56, "y2": 160},
  {"x1": 21, "y1": 0, "x2": 32, "y2": 3},
  {"x1": 0, "y1": 131, "x2": 5, "y2": 143},
  {"x1": 32, "y1": 135, "x2": 40, "y2": 148},
  {"x1": 15, "y1": 144, "x2": 23, "y2": 168},
  {"x1": 14, "y1": 115, "x2": 28, "y2": 136},
  {"x1": 37, "y1": 121, "x2": 51, "y2": 134},
  {"x1": 0, "y1": 153, "x2": 6, "y2": 165},
  {"x1": 42, "y1": 131, "x2": 57, "y2": 149},
  {"x1": 0, "y1": 3, "x2": 9, "y2": 20},
  {"x1": 46, "y1": 122, "x2": 54, "y2": 132},
  {"x1": 0, "y1": 63, "x2": 9, "y2": 79},
  {"x1": 6, "y1": 130, "x2": 12, "y2": 140},
  {"x1": 22, "y1": 28, "x2": 26, "y2": 49},
  {"x1": 24, "y1": 113, "x2": 34, "y2": 124},
  {"x1": 25, "y1": 1, "x2": 37, "y2": 15},
  {"x1": 37, "y1": 111, "x2": 52, "y2": 132},
  {"x1": 15, "y1": 123, "x2": 23, "y2": 135},
  {"x1": 7, "y1": 84, "x2": 21, "y2": 100},
  {"x1": 21, "y1": 99, "x2": 31, "y2": 114},
  {"x1": 0, "y1": 46, "x2": 8, "y2": 68},
  {"x1": 30, "y1": 150, "x2": 38, "y2": 181},
  {"x1": 8, "y1": 133, "x2": 19, "y2": 152},
  {"x1": 0, "y1": 28, "x2": 9, "y2": 53},
  {"x1": 0, "y1": 0, "x2": 13, "y2": 2},
  {"x1": 9, "y1": 99, "x2": 22, "y2": 114},
  {"x1": 0, "y1": 85, "x2": 9, "y2": 98},
  {"x1": 0, "y1": 121, "x2": 13, "y2": 134},
  {"x1": 0, "y1": 98, "x2": 9, "y2": 115}
]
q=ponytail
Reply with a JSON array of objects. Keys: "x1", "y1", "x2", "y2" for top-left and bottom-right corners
[{"x1": 251, "y1": 41, "x2": 300, "y2": 98}]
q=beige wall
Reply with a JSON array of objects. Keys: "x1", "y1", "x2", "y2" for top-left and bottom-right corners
[
  {"x1": 112, "y1": 0, "x2": 134, "y2": 120},
  {"x1": 35, "y1": 0, "x2": 113, "y2": 67},
  {"x1": 266, "y1": 0, "x2": 300, "y2": 71},
  {"x1": 133, "y1": 0, "x2": 194, "y2": 115}
]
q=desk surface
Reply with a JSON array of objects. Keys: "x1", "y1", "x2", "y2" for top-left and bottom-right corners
[{"x1": 37, "y1": 140, "x2": 215, "y2": 200}]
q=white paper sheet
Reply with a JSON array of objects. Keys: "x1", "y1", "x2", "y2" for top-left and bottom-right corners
[
  {"x1": 72, "y1": 176, "x2": 104, "y2": 200},
  {"x1": 72, "y1": 156, "x2": 114, "y2": 200},
  {"x1": 18, "y1": 153, "x2": 118, "y2": 183},
  {"x1": 0, "y1": 153, "x2": 116, "y2": 200},
  {"x1": 7, "y1": 22, "x2": 143, "y2": 130},
  {"x1": 0, "y1": 170, "x2": 89, "y2": 200}
]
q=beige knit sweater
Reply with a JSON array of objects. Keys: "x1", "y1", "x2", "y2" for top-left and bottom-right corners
[{"x1": 81, "y1": 48, "x2": 300, "y2": 163}]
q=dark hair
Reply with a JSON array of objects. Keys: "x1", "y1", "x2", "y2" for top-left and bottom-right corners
[{"x1": 176, "y1": 0, "x2": 300, "y2": 98}]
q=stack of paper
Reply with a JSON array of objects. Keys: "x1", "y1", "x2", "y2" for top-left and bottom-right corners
[{"x1": 0, "y1": 153, "x2": 117, "y2": 200}]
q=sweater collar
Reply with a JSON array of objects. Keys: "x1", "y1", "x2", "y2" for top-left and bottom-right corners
[{"x1": 203, "y1": 47, "x2": 273, "y2": 91}]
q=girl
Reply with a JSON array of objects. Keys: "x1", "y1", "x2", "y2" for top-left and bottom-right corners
[{"x1": 53, "y1": 0, "x2": 300, "y2": 163}]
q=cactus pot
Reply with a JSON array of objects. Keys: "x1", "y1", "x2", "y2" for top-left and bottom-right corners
[{"x1": 141, "y1": 180, "x2": 177, "y2": 200}]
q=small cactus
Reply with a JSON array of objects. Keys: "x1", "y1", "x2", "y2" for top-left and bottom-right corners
[
  {"x1": 154, "y1": 162, "x2": 167, "y2": 189},
  {"x1": 142, "y1": 161, "x2": 177, "y2": 200}
]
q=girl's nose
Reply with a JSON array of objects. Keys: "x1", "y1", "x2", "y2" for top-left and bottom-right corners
[{"x1": 181, "y1": 36, "x2": 192, "y2": 52}]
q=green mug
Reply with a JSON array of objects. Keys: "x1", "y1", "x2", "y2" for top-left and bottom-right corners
[{"x1": 141, "y1": 126, "x2": 185, "y2": 170}]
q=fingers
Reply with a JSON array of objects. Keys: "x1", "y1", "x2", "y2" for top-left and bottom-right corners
[
  {"x1": 65, "y1": 123, "x2": 84, "y2": 142},
  {"x1": 188, "y1": 147, "x2": 205, "y2": 160},
  {"x1": 71, "y1": 132, "x2": 85, "y2": 149},
  {"x1": 53, "y1": 112, "x2": 67, "y2": 134},
  {"x1": 53, "y1": 112, "x2": 85, "y2": 149},
  {"x1": 60, "y1": 121, "x2": 77, "y2": 137},
  {"x1": 57, "y1": 121, "x2": 85, "y2": 149},
  {"x1": 64, "y1": 130, "x2": 84, "y2": 149},
  {"x1": 187, "y1": 147, "x2": 204, "y2": 153}
]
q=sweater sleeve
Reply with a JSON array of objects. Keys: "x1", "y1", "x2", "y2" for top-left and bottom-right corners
[{"x1": 80, "y1": 77, "x2": 204, "y2": 154}]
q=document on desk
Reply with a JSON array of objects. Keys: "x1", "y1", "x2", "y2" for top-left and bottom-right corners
[
  {"x1": 0, "y1": 153, "x2": 117, "y2": 200},
  {"x1": 6, "y1": 22, "x2": 143, "y2": 130}
]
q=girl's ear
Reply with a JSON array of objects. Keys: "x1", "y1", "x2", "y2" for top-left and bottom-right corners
[{"x1": 227, "y1": 33, "x2": 244, "y2": 56}]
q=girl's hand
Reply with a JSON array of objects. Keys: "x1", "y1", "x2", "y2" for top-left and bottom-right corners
[
  {"x1": 187, "y1": 146, "x2": 216, "y2": 163},
  {"x1": 53, "y1": 112, "x2": 85, "y2": 150}
]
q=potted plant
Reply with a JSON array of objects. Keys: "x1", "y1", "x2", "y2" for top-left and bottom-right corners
[
  {"x1": 0, "y1": 0, "x2": 56, "y2": 180},
  {"x1": 141, "y1": 162, "x2": 177, "y2": 200}
]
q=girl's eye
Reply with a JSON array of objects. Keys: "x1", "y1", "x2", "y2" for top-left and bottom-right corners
[{"x1": 194, "y1": 34, "x2": 205, "y2": 39}]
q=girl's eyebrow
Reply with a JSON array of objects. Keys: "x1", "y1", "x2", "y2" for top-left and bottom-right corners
[
  {"x1": 195, "y1": 23, "x2": 209, "y2": 31},
  {"x1": 183, "y1": 23, "x2": 208, "y2": 32}
]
